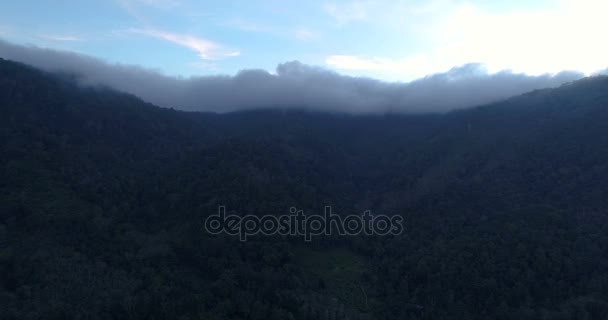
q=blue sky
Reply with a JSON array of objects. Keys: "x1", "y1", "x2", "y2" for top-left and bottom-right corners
[{"x1": 1, "y1": 0, "x2": 607, "y2": 82}]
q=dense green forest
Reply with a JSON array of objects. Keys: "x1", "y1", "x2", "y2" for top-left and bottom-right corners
[{"x1": 1, "y1": 58, "x2": 608, "y2": 319}]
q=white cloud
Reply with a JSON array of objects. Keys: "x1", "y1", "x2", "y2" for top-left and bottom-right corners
[
  {"x1": 324, "y1": 1, "x2": 371, "y2": 25},
  {"x1": 295, "y1": 28, "x2": 319, "y2": 41},
  {"x1": 325, "y1": 54, "x2": 457, "y2": 81},
  {"x1": 326, "y1": 0, "x2": 608, "y2": 79},
  {"x1": 0, "y1": 40, "x2": 584, "y2": 114},
  {"x1": 225, "y1": 51, "x2": 241, "y2": 57},
  {"x1": 117, "y1": 0, "x2": 238, "y2": 60},
  {"x1": 42, "y1": 35, "x2": 83, "y2": 42},
  {"x1": 118, "y1": 0, "x2": 180, "y2": 11},
  {"x1": 221, "y1": 18, "x2": 276, "y2": 34},
  {"x1": 324, "y1": 0, "x2": 454, "y2": 29},
  {"x1": 132, "y1": 0, "x2": 180, "y2": 9},
  {"x1": 434, "y1": 0, "x2": 608, "y2": 75},
  {"x1": 129, "y1": 28, "x2": 239, "y2": 60},
  {"x1": 188, "y1": 60, "x2": 219, "y2": 72}
]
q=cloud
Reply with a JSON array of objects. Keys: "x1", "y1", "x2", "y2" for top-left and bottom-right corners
[
  {"x1": 294, "y1": 28, "x2": 319, "y2": 41},
  {"x1": 128, "y1": 28, "x2": 239, "y2": 60},
  {"x1": 326, "y1": 54, "x2": 457, "y2": 83},
  {"x1": 115, "y1": 0, "x2": 237, "y2": 60},
  {"x1": 42, "y1": 35, "x2": 83, "y2": 42},
  {"x1": 0, "y1": 39, "x2": 583, "y2": 114},
  {"x1": 326, "y1": 54, "x2": 434, "y2": 72},
  {"x1": 221, "y1": 19, "x2": 320, "y2": 43},
  {"x1": 323, "y1": 0, "x2": 450, "y2": 28},
  {"x1": 324, "y1": 1, "x2": 371, "y2": 25},
  {"x1": 221, "y1": 18, "x2": 277, "y2": 34},
  {"x1": 130, "y1": 0, "x2": 180, "y2": 9},
  {"x1": 321, "y1": 0, "x2": 608, "y2": 80},
  {"x1": 428, "y1": 0, "x2": 608, "y2": 76}
]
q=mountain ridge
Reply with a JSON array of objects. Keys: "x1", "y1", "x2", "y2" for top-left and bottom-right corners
[{"x1": 2, "y1": 57, "x2": 608, "y2": 319}]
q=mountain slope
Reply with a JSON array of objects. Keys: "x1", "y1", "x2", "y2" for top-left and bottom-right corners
[{"x1": 1, "y1": 58, "x2": 608, "y2": 319}]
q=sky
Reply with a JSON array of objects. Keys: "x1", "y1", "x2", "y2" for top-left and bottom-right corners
[
  {"x1": 1, "y1": 0, "x2": 607, "y2": 82},
  {"x1": 0, "y1": 0, "x2": 606, "y2": 113}
]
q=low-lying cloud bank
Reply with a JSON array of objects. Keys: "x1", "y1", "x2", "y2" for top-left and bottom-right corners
[{"x1": 0, "y1": 39, "x2": 584, "y2": 113}]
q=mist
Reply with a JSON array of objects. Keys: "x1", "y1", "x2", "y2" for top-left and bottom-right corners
[{"x1": 0, "y1": 39, "x2": 583, "y2": 113}]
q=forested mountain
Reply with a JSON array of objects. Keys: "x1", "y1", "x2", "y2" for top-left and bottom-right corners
[{"x1": 1, "y1": 57, "x2": 608, "y2": 319}]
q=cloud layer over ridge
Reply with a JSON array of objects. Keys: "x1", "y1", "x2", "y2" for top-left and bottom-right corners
[{"x1": 0, "y1": 39, "x2": 584, "y2": 113}]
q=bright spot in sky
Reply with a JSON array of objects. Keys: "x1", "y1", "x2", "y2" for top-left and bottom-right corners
[{"x1": 326, "y1": 0, "x2": 608, "y2": 80}]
